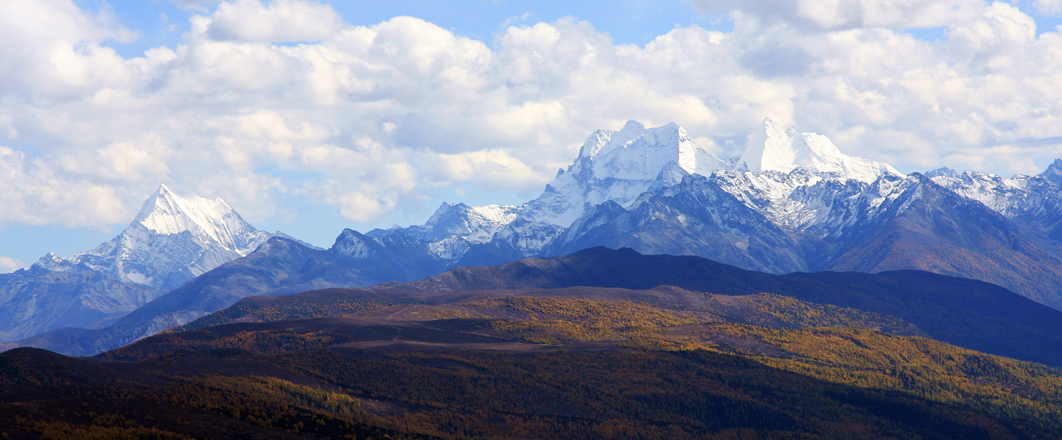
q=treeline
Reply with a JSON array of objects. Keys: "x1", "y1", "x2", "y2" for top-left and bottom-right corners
[{"x1": 271, "y1": 348, "x2": 1061, "y2": 439}]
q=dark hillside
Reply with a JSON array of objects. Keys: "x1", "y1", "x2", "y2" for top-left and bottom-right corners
[
  {"x1": 366, "y1": 247, "x2": 1062, "y2": 367},
  {"x1": 6, "y1": 287, "x2": 1062, "y2": 439}
]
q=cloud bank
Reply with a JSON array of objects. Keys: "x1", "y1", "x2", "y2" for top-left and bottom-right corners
[{"x1": 2, "y1": 0, "x2": 1062, "y2": 230}]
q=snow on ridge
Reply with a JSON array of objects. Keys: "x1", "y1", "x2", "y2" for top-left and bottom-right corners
[
  {"x1": 930, "y1": 170, "x2": 1049, "y2": 218},
  {"x1": 468, "y1": 204, "x2": 520, "y2": 223},
  {"x1": 415, "y1": 202, "x2": 520, "y2": 244},
  {"x1": 367, "y1": 118, "x2": 913, "y2": 260}
]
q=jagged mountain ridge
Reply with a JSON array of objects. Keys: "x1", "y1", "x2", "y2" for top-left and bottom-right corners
[
  {"x1": 11, "y1": 117, "x2": 1062, "y2": 353},
  {"x1": 360, "y1": 118, "x2": 1062, "y2": 309},
  {"x1": 365, "y1": 120, "x2": 734, "y2": 259},
  {"x1": 7, "y1": 231, "x2": 495, "y2": 355},
  {"x1": 364, "y1": 117, "x2": 895, "y2": 263}
]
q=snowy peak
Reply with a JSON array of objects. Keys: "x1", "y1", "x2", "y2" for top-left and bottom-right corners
[
  {"x1": 362, "y1": 201, "x2": 521, "y2": 259},
  {"x1": 740, "y1": 117, "x2": 900, "y2": 182},
  {"x1": 425, "y1": 202, "x2": 518, "y2": 229},
  {"x1": 36, "y1": 185, "x2": 272, "y2": 289},
  {"x1": 586, "y1": 120, "x2": 725, "y2": 180},
  {"x1": 133, "y1": 184, "x2": 260, "y2": 255},
  {"x1": 421, "y1": 202, "x2": 519, "y2": 243},
  {"x1": 136, "y1": 185, "x2": 229, "y2": 240},
  {"x1": 1041, "y1": 158, "x2": 1062, "y2": 185},
  {"x1": 523, "y1": 120, "x2": 727, "y2": 226}
]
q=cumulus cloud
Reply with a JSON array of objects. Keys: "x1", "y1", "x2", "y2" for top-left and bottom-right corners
[
  {"x1": 2, "y1": 0, "x2": 1062, "y2": 232},
  {"x1": 0, "y1": 0, "x2": 137, "y2": 99},
  {"x1": 690, "y1": 0, "x2": 984, "y2": 30},
  {"x1": 1034, "y1": 0, "x2": 1062, "y2": 16},
  {"x1": 204, "y1": 0, "x2": 341, "y2": 42},
  {"x1": 0, "y1": 147, "x2": 129, "y2": 227}
]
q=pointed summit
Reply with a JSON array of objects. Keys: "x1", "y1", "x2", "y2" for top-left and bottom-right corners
[
  {"x1": 739, "y1": 117, "x2": 900, "y2": 182},
  {"x1": 36, "y1": 185, "x2": 272, "y2": 289},
  {"x1": 1040, "y1": 158, "x2": 1062, "y2": 185},
  {"x1": 133, "y1": 184, "x2": 241, "y2": 246}
]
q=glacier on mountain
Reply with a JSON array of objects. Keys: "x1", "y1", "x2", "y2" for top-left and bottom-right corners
[{"x1": 36, "y1": 185, "x2": 272, "y2": 290}]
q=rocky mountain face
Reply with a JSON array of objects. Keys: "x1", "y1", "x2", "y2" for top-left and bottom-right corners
[{"x1": 0, "y1": 267, "x2": 160, "y2": 341}]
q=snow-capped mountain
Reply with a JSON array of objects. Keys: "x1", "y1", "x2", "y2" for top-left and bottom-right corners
[
  {"x1": 394, "y1": 203, "x2": 520, "y2": 243},
  {"x1": 739, "y1": 118, "x2": 900, "y2": 182},
  {"x1": 364, "y1": 120, "x2": 731, "y2": 262},
  {"x1": 36, "y1": 184, "x2": 272, "y2": 290},
  {"x1": 366, "y1": 118, "x2": 901, "y2": 267},
  {"x1": 0, "y1": 185, "x2": 275, "y2": 342},
  {"x1": 522, "y1": 120, "x2": 728, "y2": 226},
  {"x1": 16, "y1": 118, "x2": 1062, "y2": 356},
  {"x1": 926, "y1": 165, "x2": 1062, "y2": 259},
  {"x1": 379, "y1": 117, "x2": 902, "y2": 255},
  {"x1": 356, "y1": 118, "x2": 1062, "y2": 310},
  {"x1": 928, "y1": 168, "x2": 1062, "y2": 220}
]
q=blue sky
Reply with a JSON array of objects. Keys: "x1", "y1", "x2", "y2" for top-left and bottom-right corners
[
  {"x1": 4, "y1": 0, "x2": 1062, "y2": 271},
  {"x1": 83, "y1": 0, "x2": 732, "y2": 57}
]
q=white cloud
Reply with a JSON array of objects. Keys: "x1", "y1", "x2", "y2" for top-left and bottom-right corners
[
  {"x1": 2, "y1": 0, "x2": 1062, "y2": 231},
  {"x1": 0, "y1": 146, "x2": 129, "y2": 227},
  {"x1": 690, "y1": 0, "x2": 984, "y2": 30},
  {"x1": 0, "y1": 256, "x2": 23, "y2": 273},
  {"x1": 172, "y1": 0, "x2": 224, "y2": 12},
  {"x1": 205, "y1": 0, "x2": 341, "y2": 42},
  {"x1": 1034, "y1": 0, "x2": 1062, "y2": 16},
  {"x1": 0, "y1": 0, "x2": 136, "y2": 99}
]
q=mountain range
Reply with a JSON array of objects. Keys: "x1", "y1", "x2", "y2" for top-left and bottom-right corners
[
  {"x1": 350, "y1": 117, "x2": 1062, "y2": 310},
  {"x1": 5, "y1": 117, "x2": 1062, "y2": 354}
]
